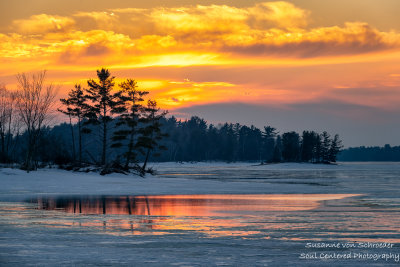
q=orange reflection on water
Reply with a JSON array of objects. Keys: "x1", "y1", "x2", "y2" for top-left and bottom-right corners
[
  {"x1": 33, "y1": 194, "x2": 359, "y2": 216},
  {"x1": 28, "y1": 194, "x2": 359, "y2": 238}
]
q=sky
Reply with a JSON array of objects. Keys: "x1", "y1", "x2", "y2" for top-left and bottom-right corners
[{"x1": 0, "y1": 0, "x2": 400, "y2": 147}]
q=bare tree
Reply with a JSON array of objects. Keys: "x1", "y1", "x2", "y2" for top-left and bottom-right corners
[
  {"x1": 0, "y1": 86, "x2": 11, "y2": 162},
  {"x1": 0, "y1": 85, "x2": 18, "y2": 163},
  {"x1": 15, "y1": 71, "x2": 57, "y2": 171}
]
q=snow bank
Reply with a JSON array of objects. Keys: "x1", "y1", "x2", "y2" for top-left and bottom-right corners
[{"x1": 1, "y1": 162, "x2": 400, "y2": 201}]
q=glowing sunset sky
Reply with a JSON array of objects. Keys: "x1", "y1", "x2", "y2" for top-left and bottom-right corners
[{"x1": 1, "y1": 0, "x2": 400, "y2": 146}]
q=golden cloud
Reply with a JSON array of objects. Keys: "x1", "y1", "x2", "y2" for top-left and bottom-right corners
[
  {"x1": 12, "y1": 14, "x2": 75, "y2": 34},
  {"x1": 2, "y1": 1, "x2": 399, "y2": 67},
  {"x1": 147, "y1": 80, "x2": 240, "y2": 107},
  {"x1": 73, "y1": 11, "x2": 119, "y2": 31},
  {"x1": 247, "y1": 1, "x2": 309, "y2": 29},
  {"x1": 222, "y1": 22, "x2": 400, "y2": 57}
]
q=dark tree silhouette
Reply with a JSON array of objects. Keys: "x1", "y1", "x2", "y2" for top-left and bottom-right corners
[
  {"x1": 272, "y1": 135, "x2": 283, "y2": 162},
  {"x1": 85, "y1": 68, "x2": 124, "y2": 166},
  {"x1": 262, "y1": 126, "x2": 277, "y2": 163},
  {"x1": 312, "y1": 134, "x2": 322, "y2": 163},
  {"x1": 301, "y1": 131, "x2": 318, "y2": 162},
  {"x1": 339, "y1": 144, "x2": 400, "y2": 161},
  {"x1": 137, "y1": 100, "x2": 168, "y2": 172},
  {"x1": 112, "y1": 79, "x2": 148, "y2": 169},
  {"x1": 320, "y1": 131, "x2": 331, "y2": 163},
  {"x1": 282, "y1": 131, "x2": 300, "y2": 162},
  {"x1": 329, "y1": 134, "x2": 343, "y2": 162},
  {"x1": 218, "y1": 123, "x2": 237, "y2": 162},
  {"x1": 58, "y1": 84, "x2": 88, "y2": 164},
  {"x1": 0, "y1": 86, "x2": 18, "y2": 163},
  {"x1": 15, "y1": 71, "x2": 57, "y2": 171}
]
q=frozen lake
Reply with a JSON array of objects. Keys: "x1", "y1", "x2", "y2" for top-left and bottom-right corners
[{"x1": 0, "y1": 162, "x2": 400, "y2": 266}]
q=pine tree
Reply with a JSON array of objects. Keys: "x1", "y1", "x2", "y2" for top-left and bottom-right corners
[
  {"x1": 282, "y1": 131, "x2": 300, "y2": 162},
  {"x1": 138, "y1": 100, "x2": 168, "y2": 173},
  {"x1": 312, "y1": 134, "x2": 322, "y2": 163},
  {"x1": 301, "y1": 131, "x2": 319, "y2": 162},
  {"x1": 219, "y1": 123, "x2": 237, "y2": 162},
  {"x1": 320, "y1": 131, "x2": 331, "y2": 163},
  {"x1": 112, "y1": 79, "x2": 148, "y2": 169},
  {"x1": 85, "y1": 68, "x2": 124, "y2": 166},
  {"x1": 272, "y1": 135, "x2": 283, "y2": 162},
  {"x1": 262, "y1": 126, "x2": 277, "y2": 163},
  {"x1": 58, "y1": 84, "x2": 87, "y2": 164},
  {"x1": 328, "y1": 134, "x2": 343, "y2": 162}
]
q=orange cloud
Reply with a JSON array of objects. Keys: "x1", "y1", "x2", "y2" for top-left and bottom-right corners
[
  {"x1": 247, "y1": 1, "x2": 309, "y2": 29},
  {"x1": 2, "y1": 1, "x2": 399, "y2": 70},
  {"x1": 12, "y1": 14, "x2": 75, "y2": 34},
  {"x1": 1, "y1": 1, "x2": 400, "y2": 112},
  {"x1": 223, "y1": 22, "x2": 400, "y2": 57}
]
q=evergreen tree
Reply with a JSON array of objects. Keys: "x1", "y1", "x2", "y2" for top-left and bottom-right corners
[
  {"x1": 219, "y1": 123, "x2": 237, "y2": 162},
  {"x1": 138, "y1": 100, "x2": 168, "y2": 172},
  {"x1": 237, "y1": 125, "x2": 262, "y2": 161},
  {"x1": 163, "y1": 117, "x2": 180, "y2": 161},
  {"x1": 85, "y1": 68, "x2": 124, "y2": 166},
  {"x1": 328, "y1": 134, "x2": 343, "y2": 162},
  {"x1": 301, "y1": 131, "x2": 319, "y2": 162},
  {"x1": 320, "y1": 131, "x2": 331, "y2": 163},
  {"x1": 262, "y1": 126, "x2": 277, "y2": 163},
  {"x1": 182, "y1": 116, "x2": 208, "y2": 161},
  {"x1": 272, "y1": 135, "x2": 282, "y2": 162},
  {"x1": 112, "y1": 79, "x2": 148, "y2": 169},
  {"x1": 58, "y1": 84, "x2": 87, "y2": 164},
  {"x1": 312, "y1": 134, "x2": 322, "y2": 163},
  {"x1": 282, "y1": 131, "x2": 300, "y2": 162},
  {"x1": 206, "y1": 124, "x2": 219, "y2": 160}
]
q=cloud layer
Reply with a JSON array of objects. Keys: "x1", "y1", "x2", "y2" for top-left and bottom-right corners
[{"x1": 2, "y1": 1, "x2": 400, "y2": 67}]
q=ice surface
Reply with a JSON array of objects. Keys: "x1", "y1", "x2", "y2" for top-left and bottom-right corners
[{"x1": 1, "y1": 162, "x2": 400, "y2": 266}]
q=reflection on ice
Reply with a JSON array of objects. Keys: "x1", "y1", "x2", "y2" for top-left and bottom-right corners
[
  {"x1": 31, "y1": 194, "x2": 358, "y2": 215},
  {"x1": 23, "y1": 194, "x2": 359, "y2": 238}
]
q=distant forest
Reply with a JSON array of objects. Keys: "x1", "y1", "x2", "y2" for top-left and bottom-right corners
[
  {"x1": 0, "y1": 115, "x2": 344, "y2": 167},
  {"x1": 339, "y1": 145, "x2": 400, "y2": 161},
  {"x1": 1, "y1": 69, "x2": 343, "y2": 174},
  {"x1": 22, "y1": 116, "x2": 343, "y2": 164}
]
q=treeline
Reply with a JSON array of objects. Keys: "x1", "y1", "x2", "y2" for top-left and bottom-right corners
[
  {"x1": 0, "y1": 68, "x2": 343, "y2": 175},
  {"x1": 139, "y1": 117, "x2": 343, "y2": 163},
  {"x1": 339, "y1": 145, "x2": 400, "y2": 161},
  {"x1": 6, "y1": 115, "x2": 343, "y2": 165},
  {"x1": 0, "y1": 69, "x2": 167, "y2": 174}
]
